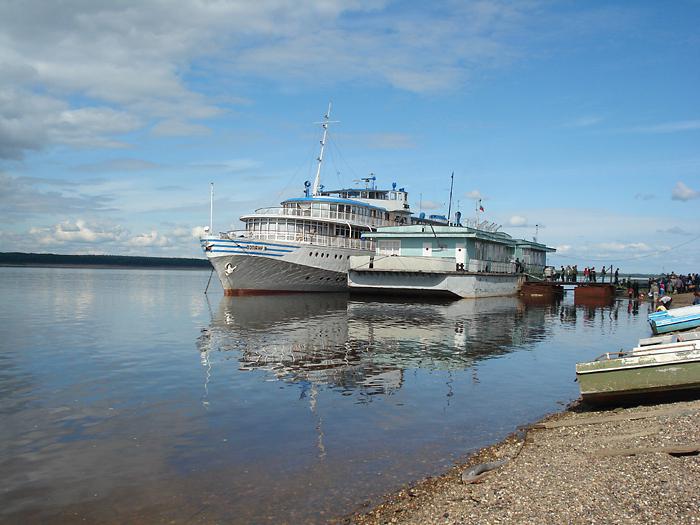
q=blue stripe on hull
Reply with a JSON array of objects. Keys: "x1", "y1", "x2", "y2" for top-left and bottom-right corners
[{"x1": 201, "y1": 238, "x2": 298, "y2": 249}]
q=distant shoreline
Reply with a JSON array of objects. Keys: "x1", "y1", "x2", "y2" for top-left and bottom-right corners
[
  {"x1": 0, "y1": 263, "x2": 209, "y2": 271},
  {"x1": 0, "y1": 252, "x2": 210, "y2": 270}
]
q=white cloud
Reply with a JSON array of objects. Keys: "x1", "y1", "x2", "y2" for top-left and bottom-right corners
[
  {"x1": 627, "y1": 120, "x2": 700, "y2": 134},
  {"x1": 596, "y1": 242, "x2": 652, "y2": 253},
  {"x1": 465, "y1": 190, "x2": 483, "y2": 200},
  {"x1": 0, "y1": 172, "x2": 115, "y2": 217},
  {"x1": 508, "y1": 215, "x2": 528, "y2": 227},
  {"x1": 671, "y1": 181, "x2": 699, "y2": 201},
  {"x1": 128, "y1": 231, "x2": 169, "y2": 247},
  {"x1": 657, "y1": 226, "x2": 692, "y2": 236},
  {"x1": 30, "y1": 220, "x2": 126, "y2": 245},
  {"x1": 151, "y1": 119, "x2": 211, "y2": 137},
  {"x1": 0, "y1": 1, "x2": 568, "y2": 159},
  {"x1": 75, "y1": 158, "x2": 162, "y2": 173},
  {"x1": 191, "y1": 226, "x2": 209, "y2": 238},
  {"x1": 367, "y1": 133, "x2": 416, "y2": 150},
  {"x1": 13, "y1": 220, "x2": 208, "y2": 255},
  {"x1": 418, "y1": 200, "x2": 443, "y2": 211},
  {"x1": 555, "y1": 244, "x2": 571, "y2": 254},
  {"x1": 565, "y1": 116, "x2": 603, "y2": 128}
]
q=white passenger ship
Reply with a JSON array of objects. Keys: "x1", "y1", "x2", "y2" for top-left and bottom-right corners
[{"x1": 200, "y1": 105, "x2": 415, "y2": 294}]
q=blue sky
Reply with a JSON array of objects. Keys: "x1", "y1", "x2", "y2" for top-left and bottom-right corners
[{"x1": 1, "y1": 0, "x2": 698, "y2": 273}]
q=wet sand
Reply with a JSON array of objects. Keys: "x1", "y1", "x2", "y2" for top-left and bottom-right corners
[{"x1": 347, "y1": 292, "x2": 700, "y2": 524}]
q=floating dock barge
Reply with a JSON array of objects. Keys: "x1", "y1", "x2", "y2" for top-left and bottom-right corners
[{"x1": 348, "y1": 225, "x2": 555, "y2": 298}]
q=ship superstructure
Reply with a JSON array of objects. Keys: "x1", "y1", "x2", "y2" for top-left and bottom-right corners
[{"x1": 200, "y1": 105, "x2": 415, "y2": 294}]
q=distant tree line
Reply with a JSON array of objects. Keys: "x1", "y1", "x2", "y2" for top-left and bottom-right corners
[{"x1": 0, "y1": 252, "x2": 210, "y2": 269}]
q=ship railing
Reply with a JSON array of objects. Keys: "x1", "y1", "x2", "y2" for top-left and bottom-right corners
[
  {"x1": 222, "y1": 230, "x2": 375, "y2": 250},
  {"x1": 465, "y1": 259, "x2": 546, "y2": 275},
  {"x1": 246, "y1": 207, "x2": 399, "y2": 229},
  {"x1": 466, "y1": 259, "x2": 519, "y2": 274}
]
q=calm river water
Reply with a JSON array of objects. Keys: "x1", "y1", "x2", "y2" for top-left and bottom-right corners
[{"x1": 0, "y1": 267, "x2": 654, "y2": 523}]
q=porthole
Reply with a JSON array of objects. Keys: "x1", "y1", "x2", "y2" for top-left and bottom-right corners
[
  {"x1": 309, "y1": 252, "x2": 313, "y2": 256},
  {"x1": 315, "y1": 252, "x2": 319, "y2": 257},
  {"x1": 305, "y1": 276, "x2": 310, "y2": 280}
]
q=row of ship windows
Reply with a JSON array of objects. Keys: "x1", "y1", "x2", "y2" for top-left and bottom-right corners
[
  {"x1": 309, "y1": 251, "x2": 351, "y2": 259},
  {"x1": 304, "y1": 276, "x2": 345, "y2": 281}
]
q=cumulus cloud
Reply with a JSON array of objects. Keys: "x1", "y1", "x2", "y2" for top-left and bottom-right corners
[
  {"x1": 128, "y1": 231, "x2": 169, "y2": 247},
  {"x1": 555, "y1": 244, "x2": 572, "y2": 254},
  {"x1": 508, "y1": 215, "x2": 528, "y2": 227},
  {"x1": 190, "y1": 226, "x2": 210, "y2": 238},
  {"x1": 671, "y1": 181, "x2": 699, "y2": 201},
  {"x1": 0, "y1": 0, "x2": 572, "y2": 159},
  {"x1": 0, "y1": 172, "x2": 116, "y2": 217},
  {"x1": 366, "y1": 133, "x2": 416, "y2": 149},
  {"x1": 596, "y1": 242, "x2": 652, "y2": 253},
  {"x1": 11, "y1": 220, "x2": 208, "y2": 255},
  {"x1": 418, "y1": 200, "x2": 443, "y2": 211},
  {"x1": 634, "y1": 192, "x2": 655, "y2": 201},
  {"x1": 29, "y1": 220, "x2": 126, "y2": 245},
  {"x1": 75, "y1": 158, "x2": 162, "y2": 173},
  {"x1": 656, "y1": 226, "x2": 692, "y2": 236},
  {"x1": 465, "y1": 190, "x2": 483, "y2": 200},
  {"x1": 151, "y1": 119, "x2": 211, "y2": 137},
  {"x1": 564, "y1": 115, "x2": 603, "y2": 128},
  {"x1": 626, "y1": 120, "x2": 700, "y2": 134}
]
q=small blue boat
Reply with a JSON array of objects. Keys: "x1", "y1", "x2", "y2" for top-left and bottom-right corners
[{"x1": 649, "y1": 304, "x2": 700, "y2": 335}]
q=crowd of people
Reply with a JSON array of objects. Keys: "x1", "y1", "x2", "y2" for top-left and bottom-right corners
[
  {"x1": 555, "y1": 264, "x2": 621, "y2": 284},
  {"x1": 646, "y1": 272, "x2": 700, "y2": 309},
  {"x1": 548, "y1": 265, "x2": 700, "y2": 307}
]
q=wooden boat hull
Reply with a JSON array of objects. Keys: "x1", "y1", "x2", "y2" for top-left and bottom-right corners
[{"x1": 576, "y1": 347, "x2": 700, "y2": 404}]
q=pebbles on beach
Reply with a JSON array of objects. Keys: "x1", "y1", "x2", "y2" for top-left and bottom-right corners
[{"x1": 348, "y1": 399, "x2": 700, "y2": 524}]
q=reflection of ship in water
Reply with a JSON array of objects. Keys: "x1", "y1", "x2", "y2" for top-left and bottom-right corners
[
  {"x1": 197, "y1": 294, "x2": 553, "y2": 398},
  {"x1": 200, "y1": 294, "x2": 403, "y2": 396}
]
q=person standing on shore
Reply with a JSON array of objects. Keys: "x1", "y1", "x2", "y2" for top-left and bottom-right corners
[
  {"x1": 590, "y1": 267, "x2": 596, "y2": 283},
  {"x1": 614, "y1": 267, "x2": 619, "y2": 285},
  {"x1": 601, "y1": 266, "x2": 607, "y2": 282}
]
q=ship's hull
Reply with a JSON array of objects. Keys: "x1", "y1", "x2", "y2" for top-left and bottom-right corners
[{"x1": 202, "y1": 237, "x2": 371, "y2": 294}]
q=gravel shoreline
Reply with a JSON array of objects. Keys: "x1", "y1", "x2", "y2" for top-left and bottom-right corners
[
  {"x1": 345, "y1": 293, "x2": 700, "y2": 524},
  {"x1": 347, "y1": 399, "x2": 700, "y2": 524}
]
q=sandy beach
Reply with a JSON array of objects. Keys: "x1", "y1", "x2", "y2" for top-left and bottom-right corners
[{"x1": 348, "y1": 292, "x2": 700, "y2": 524}]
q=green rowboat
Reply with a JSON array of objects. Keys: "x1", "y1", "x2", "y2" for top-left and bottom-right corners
[{"x1": 576, "y1": 341, "x2": 700, "y2": 404}]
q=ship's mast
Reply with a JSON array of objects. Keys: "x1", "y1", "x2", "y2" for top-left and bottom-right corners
[{"x1": 312, "y1": 103, "x2": 338, "y2": 197}]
